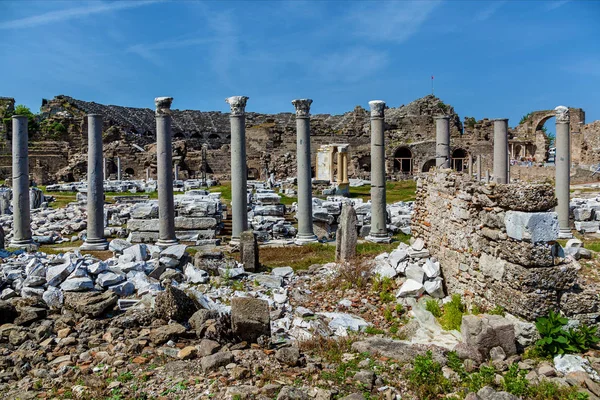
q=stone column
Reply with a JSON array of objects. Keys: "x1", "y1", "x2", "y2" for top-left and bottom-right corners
[
  {"x1": 435, "y1": 116, "x2": 451, "y2": 168},
  {"x1": 174, "y1": 163, "x2": 179, "y2": 180},
  {"x1": 292, "y1": 99, "x2": 317, "y2": 244},
  {"x1": 477, "y1": 156, "x2": 482, "y2": 181},
  {"x1": 366, "y1": 100, "x2": 390, "y2": 243},
  {"x1": 226, "y1": 96, "x2": 249, "y2": 242},
  {"x1": 117, "y1": 157, "x2": 122, "y2": 180},
  {"x1": 329, "y1": 147, "x2": 335, "y2": 182},
  {"x1": 555, "y1": 105, "x2": 572, "y2": 238},
  {"x1": 146, "y1": 168, "x2": 150, "y2": 181},
  {"x1": 468, "y1": 153, "x2": 473, "y2": 179},
  {"x1": 155, "y1": 97, "x2": 178, "y2": 247},
  {"x1": 493, "y1": 118, "x2": 509, "y2": 184},
  {"x1": 341, "y1": 150, "x2": 349, "y2": 183},
  {"x1": 337, "y1": 151, "x2": 344, "y2": 183},
  {"x1": 10, "y1": 116, "x2": 34, "y2": 249},
  {"x1": 81, "y1": 114, "x2": 108, "y2": 250},
  {"x1": 103, "y1": 158, "x2": 107, "y2": 181}
]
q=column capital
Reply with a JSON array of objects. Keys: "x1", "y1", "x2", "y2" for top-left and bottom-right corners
[
  {"x1": 292, "y1": 99, "x2": 312, "y2": 118},
  {"x1": 368, "y1": 100, "x2": 386, "y2": 118},
  {"x1": 155, "y1": 97, "x2": 173, "y2": 116},
  {"x1": 555, "y1": 105, "x2": 570, "y2": 123},
  {"x1": 226, "y1": 96, "x2": 249, "y2": 116}
]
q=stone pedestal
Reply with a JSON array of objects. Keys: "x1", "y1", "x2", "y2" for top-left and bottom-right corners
[
  {"x1": 493, "y1": 118, "x2": 509, "y2": 184},
  {"x1": 226, "y1": 96, "x2": 249, "y2": 243},
  {"x1": 240, "y1": 230, "x2": 259, "y2": 271},
  {"x1": 435, "y1": 116, "x2": 450, "y2": 168},
  {"x1": 366, "y1": 100, "x2": 390, "y2": 243},
  {"x1": 10, "y1": 116, "x2": 35, "y2": 249},
  {"x1": 555, "y1": 106, "x2": 573, "y2": 238},
  {"x1": 292, "y1": 99, "x2": 317, "y2": 244},
  {"x1": 81, "y1": 114, "x2": 109, "y2": 250},
  {"x1": 155, "y1": 97, "x2": 178, "y2": 248}
]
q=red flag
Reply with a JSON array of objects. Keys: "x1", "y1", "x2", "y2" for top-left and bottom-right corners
[{"x1": 431, "y1": 75, "x2": 434, "y2": 79}]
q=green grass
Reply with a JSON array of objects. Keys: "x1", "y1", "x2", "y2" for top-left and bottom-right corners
[
  {"x1": 208, "y1": 182, "x2": 232, "y2": 204},
  {"x1": 349, "y1": 180, "x2": 416, "y2": 203},
  {"x1": 38, "y1": 185, "x2": 158, "y2": 208}
]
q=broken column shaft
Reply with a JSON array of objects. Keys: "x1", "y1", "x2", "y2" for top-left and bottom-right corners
[
  {"x1": 435, "y1": 115, "x2": 450, "y2": 168},
  {"x1": 81, "y1": 114, "x2": 108, "y2": 250},
  {"x1": 366, "y1": 100, "x2": 390, "y2": 243},
  {"x1": 10, "y1": 116, "x2": 34, "y2": 248},
  {"x1": 292, "y1": 99, "x2": 317, "y2": 244},
  {"x1": 493, "y1": 118, "x2": 509, "y2": 184},
  {"x1": 155, "y1": 97, "x2": 178, "y2": 247},
  {"x1": 227, "y1": 96, "x2": 249, "y2": 242}
]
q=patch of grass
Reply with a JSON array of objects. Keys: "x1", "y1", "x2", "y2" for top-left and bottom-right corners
[
  {"x1": 364, "y1": 326, "x2": 385, "y2": 335},
  {"x1": 502, "y1": 363, "x2": 529, "y2": 397},
  {"x1": 298, "y1": 336, "x2": 354, "y2": 364},
  {"x1": 208, "y1": 182, "x2": 232, "y2": 204},
  {"x1": 438, "y1": 294, "x2": 466, "y2": 331},
  {"x1": 259, "y1": 242, "x2": 334, "y2": 270},
  {"x1": 405, "y1": 350, "x2": 452, "y2": 399},
  {"x1": 278, "y1": 195, "x2": 297, "y2": 206},
  {"x1": 425, "y1": 299, "x2": 442, "y2": 318},
  {"x1": 349, "y1": 180, "x2": 416, "y2": 203}
]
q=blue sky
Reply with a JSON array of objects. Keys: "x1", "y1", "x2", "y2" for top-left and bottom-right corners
[{"x1": 1, "y1": 0, "x2": 599, "y2": 130}]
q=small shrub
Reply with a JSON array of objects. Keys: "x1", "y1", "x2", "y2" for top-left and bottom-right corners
[
  {"x1": 405, "y1": 351, "x2": 452, "y2": 399},
  {"x1": 464, "y1": 364, "x2": 496, "y2": 393},
  {"x1": 383, "y1": 307, "x2": 394, "y2": 322},
  {"x1": 535, "y1": 310, "x2": 600, "y2": 356},
  {"x1": 446, "y1": 351, "x2": 466, "y2": 379},
  {"x1": 425, "y1": 299, "x2": 442, "y2": 318},
  {"x1": 395, "y1": 303, "x2": 405, "y2": 314},
  {"x1": 439, "y1": 294, "x2": 466, "y2": 331},
  {"x1": 364, "y1": 326, "x2": 385, "y2": 335},
  {"x1": 529, "y1": 380, "x2": 589, "y2": 400},
  {"x1": 502, "y1": 363, "x2": 529, "y2": 396},
  {"x1": 488, "y1": 305, "x2": 506, "y2": 317}
]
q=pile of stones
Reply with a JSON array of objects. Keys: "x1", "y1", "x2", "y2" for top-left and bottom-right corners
[
  {"x1": 249, "y1": 188, "x2": 297, "y2": 242},
  {"x1": 309, "y1": 197, "x2": 413, "y2": 240},
  {"x1": 371, "y1": 238, "x2": 445, "y2": 298},
  {"x1": 126, "y1": 190, "x2": 223, "y2": 245},
  {"x1": 571, "y1": 197, "x2": 600, "y2": 233}
]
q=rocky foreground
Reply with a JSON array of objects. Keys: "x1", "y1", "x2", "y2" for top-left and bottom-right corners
[{"x1": 0, "y1": 238, "x2": 600, "y2": 399}]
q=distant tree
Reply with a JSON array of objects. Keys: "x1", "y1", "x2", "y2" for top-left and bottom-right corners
[
  {"x1": 519, "y1": 113, "x2": 532, "y2": 125},
  {"x1": 12, "y1": 104, "x2": 38, "y2": 134}
]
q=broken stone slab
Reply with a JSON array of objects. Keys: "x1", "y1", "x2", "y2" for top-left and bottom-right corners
[
  {"x1": 60, "y1": 277, "x2": 95, "y2": 292},
  {"x1": 108, "y1": 239, "x2": 133, "y2": 254},
  {"x1": 107, "y1": 281, "x2": 135, "y2": 297},
  {"x1": 272, "y1": 266, "x2": 294, "y2": 278},
  {"x1": 554, "y1": 354, "x2": 600, "y2": 381},
  {"x1": 424, "y1": 277, "x2": 444, "y2": 298},
  {"x1": 96, "y1": 271, "x2": 125, "y2": 287},
  {"x1": 64, "y1": 291, "x2": 118, "y2": 317},
  {"x1": 352, "y1": 337, "x2": 447, "y2": 364},
  {"x1": 319, "y1": 312, "x2": 369, "y2": 332},
  {"x1": 218, "y1": 266, "x2": 245, "y2": 279},
  {"x1": 461, "y1": 314, "x2": 517, "y2": 358},
  {"x1": 397, "y1": 279, "x2": 425, "y2": 298},
  {"x1": 117, "y1": 299, "x2": 141, "y2": 310},
  {"x1": 122, "y1": 244, "x2": 149, "y2": 262},
  {"x1": 250, "y1": 274, "x2": 283, "y2": 288},
  {"x1": 423, "y1": 258, "x2": 441, "y2": 278},
  {"x1": 411, "y1": 238, "x2": 425, "y2": 251},
  {"x1": 160, "y1": 244, "x2": 188, "y2": 260},
  {"x1": 183, "y1": 264, "x2": 209, "y2": 284},
  {"x1": 504, "y1": 211, "x2": 559, "y2": 243},
  {"x1": 405, "y1": 264, "x2": 425, "y2": 283},
  {"x1": 42, "y1": 286, "x2": 64, "y2": 309},
  {"x1": 407, "y1": 247, "x2": 430, "y2": 259},
  {"x1": 573, "y1": 207, "x2": 594, "y2": 221},
  {"x1": 155, "y1": 285, "x2": 198, "y2": 322},
  {"x1": 239, "y1": 231, "x2": 259, "y2": 272},
  {"x1": 373, "y1": 258, "x2": 396, "y2": 278},
  {"x1": 231, "y1": 297, "x2": 271, "y2": 342},
  {"x1": 388, "y1": 248, "x2": 408, "y2": 268},
  {"x1": 46, "y1": 259, "x2": 75, "y2": 287},
  {"x1": 574, "y1": 221, "x2": 600, "y2": 234}
]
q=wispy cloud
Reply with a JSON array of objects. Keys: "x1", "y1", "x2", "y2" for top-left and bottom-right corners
[
  {"x1": 546, "y1": 0, "x2": 571, "y2": 11},
  {"x1": 313, "y1": 47, "x2": 389, "y2": 83},
  {"x1": 474, "y1": 1, "x2": 506, "y2": 22},
  {"x1": 345, "y1": 0, "x2": 442, "y2": 43},
  {"x1": 0, "y1": 0, "x2": 160, "y2": 30}
]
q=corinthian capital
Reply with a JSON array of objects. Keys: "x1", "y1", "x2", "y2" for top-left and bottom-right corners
[
  {"x1": 154, "y1": 97, "x2": 173, "y2": 116},
  {"x1": 368, "y1": 100, "x2": 386, "y2": 118},
  {"x1": 292, "y1": 99, "x2": 312, "y2": 118},
  {"x1": 226, "y1": 96, "x2": 249, "y2": 116},
  {"x1": 555, "y1": 105, "x2": 570, "y2": 123}
]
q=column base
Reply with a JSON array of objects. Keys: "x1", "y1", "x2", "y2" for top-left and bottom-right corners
[
  {"x1": 295, "y1": 234, "x2": 318, "y2": 245},
  {"x1": 365, "y1": 234, "x2": 391, "y2": 244},
  {"x1": 558, "y1": 230, "x2": 573, "y2": 239},
  {"x1": 229, "y1": 237, "x2": 240, "y2": 246},
  {"x1": 9, "y1": 239, "x2": 38, "y2": 251},
  {"x1": 80, "y1": 239, "x2": 109, "y2": 251},
  {"x1": 155, "y1": 239, "x2": 179, "y2": 249}
]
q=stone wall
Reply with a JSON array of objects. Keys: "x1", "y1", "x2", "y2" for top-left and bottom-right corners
[{"x1": 411, "y1": 170, "x2": 600, "y2": 324}]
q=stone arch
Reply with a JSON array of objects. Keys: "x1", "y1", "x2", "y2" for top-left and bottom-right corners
[
  {"x1": 422, "y1": 159, "x2": 436, "y2": 172},
  {"x1": 190, "y1": 132, "x2": 202, "y2": 140},
  {"x1": 125, "y1": 167, "x2": 134, "y2": 176},
  {"x1": 358, "y1": 155, "x2": 371, "y2": 173},
  {"x1": 393, "y1": 147, "x2": 412, "y2": 174},
  {"x1": 173, "y1": 132, "x2": 185, "y2": 140},
  {"x1": 208, "y1": 133, "x2": 219, "y2": 140},
  {"x1": 452, "y1": 148, "x2": 467, "y2": 171},
  {"x1": 247, "y1": 167, "x2": 259, "y2": 180}
]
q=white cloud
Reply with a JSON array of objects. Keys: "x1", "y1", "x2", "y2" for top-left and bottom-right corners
[
  {"x1": 474, "y1": 1, "x2": 506, "y2": 22},
  {"x1": 345, "y1": 0, "x2": 442, "y2": 43},
  {"x1": 0, "y1": 0, "x2": 160, "y2": 30},
  {"x1": 314, "y1": 47, "x2": 389, "y2": 83}
]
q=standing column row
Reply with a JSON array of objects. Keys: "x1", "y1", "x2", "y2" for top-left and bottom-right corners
[{"x1": 366, "y1": 100, "x2": 390, "y2": 243}]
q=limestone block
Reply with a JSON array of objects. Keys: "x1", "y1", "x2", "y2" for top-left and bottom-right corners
[
  {"x1": 231, "y1": 297, "x2": 271, "y2": 342},
  {"x1": 504, "y1": 211, "x2": 558, "y2": 243},
  {"x1": 573, "y1": 207, "x2": 593, "y2": 221},
  {"x1": 461, "y1": 314, "x2": 517, "y2": 358},
  {"x1": 240, "y1": 230, "x2": 259, "y2": 272},
  {"x1": 396, "y1": 279, "x2": 425, "y2": 297},
  {"x1": 574, "y1": 221, "x2": 600, "y2": 233}
]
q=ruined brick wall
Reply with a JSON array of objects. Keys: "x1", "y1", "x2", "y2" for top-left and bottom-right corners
[{"x1": 411, "y1": 171, "x2": 600, "y2": 324}]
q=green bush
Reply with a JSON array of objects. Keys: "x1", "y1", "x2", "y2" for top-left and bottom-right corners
[
  {"x1": 425, "y1": 299, "x2": 442, "y2": 318},
  {"x1": 502, "y1": 363, "x2": 529, "y2": 396},
  {"x1": 488, "y1": 305, "x2": 506, "y2": 317},
  {"x1": 405, "y1": 351, "x2": 452, "y2": 399},
  {"x1": 535, "y1": 310, "x2": 600, "y2": 356},
  {"x1": 529, "y1": 380, "x2": 589, "y2": 400},
  {"x1": 439, "y1": 294, "x2": 466, "y2": 331},
  {"x1": 464, "y1": 364, "x2": 496, "y2": 393}
]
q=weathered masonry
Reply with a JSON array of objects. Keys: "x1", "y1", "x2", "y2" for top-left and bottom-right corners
[{"x1": 411, "y1": 170, "x2": 600, "y2": 324}]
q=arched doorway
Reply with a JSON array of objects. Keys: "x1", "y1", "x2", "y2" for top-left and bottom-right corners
[
  {"x1": 174, "y1": 132, "x2": 185, "y2": 140},
  {"x1": 452, "y1": 148, "x2": 467, "y2": 171},
  {"x1": 125, "y1": 168, "x2": 135, "y2": 177},
  {"x1": 422, "y1": 159, "x2": 436, "y2": 172},
  {"x1": 393, "y1": 147, "x2": 412, "y2": 174}
]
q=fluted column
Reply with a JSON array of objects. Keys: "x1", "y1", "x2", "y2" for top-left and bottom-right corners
[
  {"x1": 435, "y1": 116, "x2": 450, "y2": 168},
  {"x1": 366, "y1": 100, "x2": 390, "y2": 243},
  {"x1": 292, "y1": 99, "x2": 317, "y2": 244},
  {"x1": 493, "y1": 118, "x2": 509, "y2": 184},
  {"x1": 555, "y1": 106, "x2": 572, "y2": 238},
  {"x1": 155, "y1": 97, "x2": 178, "y2": 247},
  {"x1": 81, "y1": 114, "x2": 108, "y2": 250},
  {"x1": 227, "y1": 96, "x2": 249, "y2": 242},
  {"x1": 10, "y1": 116, "x2": 34, "y2": 249}
]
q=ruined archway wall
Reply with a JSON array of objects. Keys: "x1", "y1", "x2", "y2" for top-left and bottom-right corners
[{"x1": 411, "y1": 171, "x2": 599, "y2": 324}]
